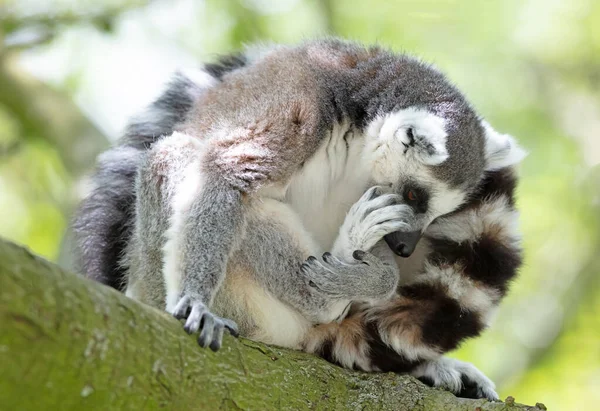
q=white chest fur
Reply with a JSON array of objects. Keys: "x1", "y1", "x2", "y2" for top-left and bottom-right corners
[{"x1": 285, "y1": 122, "x2": 371, "y2": 251}]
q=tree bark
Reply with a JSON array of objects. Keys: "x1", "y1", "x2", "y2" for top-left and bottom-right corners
[{"x1": 0, "y1": 239, "x2": 545, "y2": 410}]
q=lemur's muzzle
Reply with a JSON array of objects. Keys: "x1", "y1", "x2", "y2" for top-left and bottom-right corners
[{"x1": 384, "y1": 230, "x2": 422, "y2": 258}]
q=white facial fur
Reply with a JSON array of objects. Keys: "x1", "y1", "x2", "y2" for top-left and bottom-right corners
[
  {"x1": 364, "y1": 108, "x2": 465, "y2": 232},
  {"x1": 364, "y1": 108, "x2": 449, "y2": 188},
  {"x1": 427, "y1": 182, "x2": 467, "y2": 221},
  {"x1": 366, "y1": 108, "x2": 449, "y2": 167}
]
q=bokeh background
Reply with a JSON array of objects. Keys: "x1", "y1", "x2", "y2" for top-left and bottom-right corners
[{"x1": 1, "y1": 0, "x2": 599, "y2": 408}]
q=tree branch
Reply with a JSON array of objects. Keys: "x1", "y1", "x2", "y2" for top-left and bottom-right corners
[{"x1": 0, "y1": 238, "x2": 545, "y2": 410}]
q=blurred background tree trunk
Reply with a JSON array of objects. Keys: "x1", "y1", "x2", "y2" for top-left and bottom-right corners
[
  {"x1": 0, "y1": 56, "x2": 110, "y2": 269},
  {"x1": 0, "y1": 2, "x2": 147, "y2": 269}
]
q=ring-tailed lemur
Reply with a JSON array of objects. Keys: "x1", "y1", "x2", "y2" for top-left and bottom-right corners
[{"x1": 73, "y1": 38, "x2": 526, "y2": 400}]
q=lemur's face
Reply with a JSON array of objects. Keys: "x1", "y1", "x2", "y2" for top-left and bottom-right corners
[{"x1": 365, "y1": 107, "x2": 526, "y2": 257}]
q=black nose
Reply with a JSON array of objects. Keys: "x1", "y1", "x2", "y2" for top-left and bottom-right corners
[{"x1": 384, "y1": 230, "x2": 422, "y2": 257}]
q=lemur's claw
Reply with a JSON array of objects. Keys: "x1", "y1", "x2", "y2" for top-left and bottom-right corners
[
  {"x1": 352, "y1": 249, "x2": 366, "y2": 260},
  {"x1": 456, "y1": 374, "x2": 500, "y2": 401},
  {"x1": 222, "y1": 318, "x2": 240, "y2": 338},
  {"x1": 172, "y1": 295, "x2": 239, "y2": 351},
  {"x1": 173, "y1": 295, "x2": 192, "y2": 320},
  {"x1": 413, "y1": 358, "x2": 499, "y2": 401}
]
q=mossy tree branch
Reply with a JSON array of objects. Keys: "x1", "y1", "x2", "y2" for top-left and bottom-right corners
[{"x1": 0, "y1": 239, "x2": 545, "y2": 410}]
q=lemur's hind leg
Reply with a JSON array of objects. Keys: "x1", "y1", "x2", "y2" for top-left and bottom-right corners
[
  {"x1": 217, "y1": 193, "x2": 404, "y2": 348},
  {"x1": 228, "y1": 198, "x2": 354, "y2": 328},
  {"x1": 302, "y1": 186, "x2": 409, "y2": 303},
  {"x1": 125, "y1": 145, "x2": 172, "y2": 308},
  {"x1": 127, "y1": 132, "x2": 240, "y2": 351},
  {"x1": 302, "y1": 244, "x2": 399, "y2": 303}
]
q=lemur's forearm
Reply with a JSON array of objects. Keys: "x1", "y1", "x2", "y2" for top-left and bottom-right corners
[{"x1": 178, "y1": 174, "x2": 246, "y2": 305}]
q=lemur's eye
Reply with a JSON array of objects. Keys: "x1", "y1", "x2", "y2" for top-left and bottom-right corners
[
  {"x1": 403, "y1": 185, "x2": 429, "y2": 213},
  {"x1": 406, "y1": 190, "x2": 417, "y2": 202}
]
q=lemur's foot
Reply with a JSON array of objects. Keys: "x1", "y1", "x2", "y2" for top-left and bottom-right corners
[
  {"x1": 334, "y1": 186, "x2": 412, "y2": 260},
  {"x1": 413, "y1": 357, "x2": 499, "y2": 401},
  {"x1": 301, "y1": 250, "x2": 398, "y2": 301},
  {"x1": 172, "y1": 295, "x2": 239, "y2": 351}
]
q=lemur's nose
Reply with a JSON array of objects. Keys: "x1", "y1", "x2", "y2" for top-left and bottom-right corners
[{"x1": 384, "y1": 230, "x2": 421, "y2": 258}]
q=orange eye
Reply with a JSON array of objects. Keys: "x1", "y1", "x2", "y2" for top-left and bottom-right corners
[{"x1": 407, "y1": 190, "x2": 417, "y2": 202}]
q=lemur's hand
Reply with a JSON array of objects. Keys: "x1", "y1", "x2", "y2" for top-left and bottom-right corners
[
  {"x1": 301, "y1": 250, "x2": 398, "y2": 301},
  {"x1": 172, "y1": 295, "x2": 239, "y2": 351},
  {"x1": 333, "y1": 186, "x2": 411, "y2": 261}
]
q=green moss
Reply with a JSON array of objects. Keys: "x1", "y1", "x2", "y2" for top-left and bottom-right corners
[{"x1": 0, "y1": 239, "x2": 543, "y2": 411}]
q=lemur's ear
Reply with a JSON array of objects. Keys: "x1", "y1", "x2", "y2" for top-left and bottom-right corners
[{"x1": 482, "y1": 121, "x2": 527, "y2": 171}]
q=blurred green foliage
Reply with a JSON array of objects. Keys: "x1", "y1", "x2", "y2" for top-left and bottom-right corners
[{"x1": 1, "y1": 0, "x2": 598, "y2": 408}]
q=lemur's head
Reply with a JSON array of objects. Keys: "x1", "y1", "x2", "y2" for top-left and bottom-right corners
[{"x1": 365, "y1": 74, "x2": 526, "y2": 257}]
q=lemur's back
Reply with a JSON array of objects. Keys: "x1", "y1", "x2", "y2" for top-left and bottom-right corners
[{"x1": 72, "y1": 41, "x2": 368, "y2": 287}]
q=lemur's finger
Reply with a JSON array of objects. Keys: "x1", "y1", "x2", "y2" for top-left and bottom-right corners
[
  {"x1": 362, "y1": 193, "x2": 401, "y2": 216},
  {"x1": 364, "y1": 204, "x2": 412, "y2": 227},
  {"x1": 366, "y1": 220, "x2": 413, "y2": 243},
  {"x1": 173, "y1": 296, "x2": 191, "y2": 319},
  {"x1": 353, "y1": 250, "x2": 375, "y2": 264},
  {"x1": 356, "y1": 250, "x2": 384, "y2": 266},
  {"x1": 322, "y1": 252, "x2": 335, "y2": 264},
  {"x1": 210, "y1": 322, "x2": 225, "y2": 351},
  {"x1": 361, "y1": 185, "x2": 383, "y2": 201},
  {"x1": 198, "y1": 313, "x2": 215, "y2": 348},
  {"x1": 184, "y1": 303, "x2": 207, "y2": 334},
  {"x1": 222, "y1": 318, "x2": 239, "y2": 337},
  {"x1": 322, "y1": 252, "x2": 345, "y2": 267}
]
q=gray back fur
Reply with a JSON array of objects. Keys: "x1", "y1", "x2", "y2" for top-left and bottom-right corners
[{"x1": 185, "y1": 38, "x2": 486, "y2": 189}]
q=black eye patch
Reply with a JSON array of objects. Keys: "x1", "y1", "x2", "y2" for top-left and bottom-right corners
[{"x1": 402, "y1": 184, "x2": 429, "y2": 214}]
